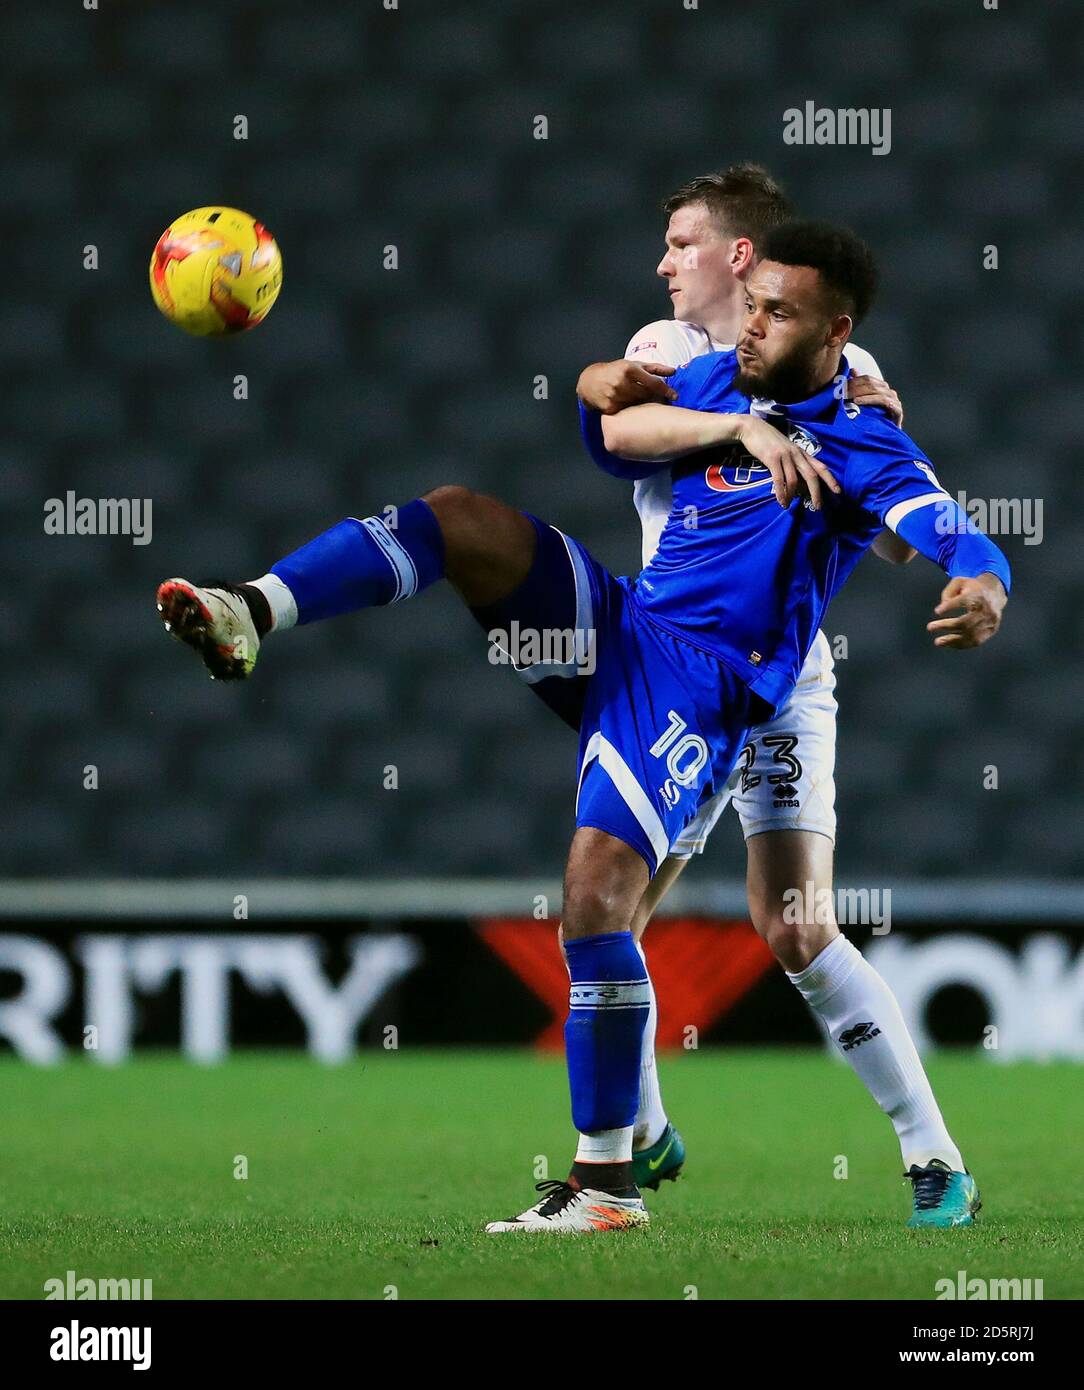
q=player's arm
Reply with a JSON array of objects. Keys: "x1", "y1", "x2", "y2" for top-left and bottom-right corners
[
  {"x1": 888, "y1": 500, "x2": 1008, "y2": 648},
  {"x1": 576, "y1": 359, "x2": 678, "y2": 413},
  {"x1": 574, "y1": 323, "x2": 689, "y2": 480},
  {"x1": 580, "y1": 340, "x2": 843, "y2": 508},
  {"x1": 578, "y1": 399, "x2": 754, "y2": 480},
  {"x1": 580, "y1": 400, "x2": 841, "y2": 509},
  {"x1": 843, "y1": 357, "x2": 916, "y2": 562},
  {"x1": 844, "y1": 448, "x2": 1010, "y2": 649},
  {"x1": 607, "y1": 405, "x2": 845, "y2": 512},
  {"x1": 576, "y1": 319, "x2": 691, "y2": 416},
  {"x1": 600, "y1": 401, "x2": 744, "y2": 460},
  {"x1": 871, "y1": 530, "x2": 917, "y2": 564}
]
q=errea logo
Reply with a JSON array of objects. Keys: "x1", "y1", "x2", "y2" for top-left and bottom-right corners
[{"x1": 839, "y1": 1021, "x2": 882, "y2": 1051}]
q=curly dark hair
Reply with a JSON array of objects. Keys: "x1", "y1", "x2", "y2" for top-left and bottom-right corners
[{"x1": 761, "y1": 219, "x2": 879, "y2": 325}]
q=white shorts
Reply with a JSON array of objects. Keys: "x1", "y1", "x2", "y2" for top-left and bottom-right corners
[{"x1": 671, "y1": 630, "x2": 838, "y2": 856}]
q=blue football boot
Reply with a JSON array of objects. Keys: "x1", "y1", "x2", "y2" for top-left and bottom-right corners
[{"x1": 906, "y1": 1159, "x2": 981, "y2": 1228}]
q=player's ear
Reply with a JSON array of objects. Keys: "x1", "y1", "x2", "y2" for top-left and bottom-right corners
[
  {"x1": 825, "y1": 313, "x2": 853, "y2": 350},
  {"x1": 729, "y1": 237, "x2": 755, "y2": 275}
]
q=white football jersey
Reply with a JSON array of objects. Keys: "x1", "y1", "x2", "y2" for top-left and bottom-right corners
[{"x1": 624, "y1": 319, "x2": 882, "y2": 567}]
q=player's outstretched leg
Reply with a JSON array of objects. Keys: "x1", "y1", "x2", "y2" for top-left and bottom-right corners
[
  {"x1": 156, "y1": 577, "x2": 266, "y2": 681},
  {"x1": 486, "y1": 829, "x2": 653, "y2": 1234},
  {"x1": 748, "y1": 830, "x2": 979, "y2": 1227},
  {"x1": 156, "y1": 487, "x2": 537, "y2": 679}
]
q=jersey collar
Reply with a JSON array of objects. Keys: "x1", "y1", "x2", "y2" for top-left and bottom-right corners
[{"x1": 748, "y1": 370, "x2": 843, "y2": 424}]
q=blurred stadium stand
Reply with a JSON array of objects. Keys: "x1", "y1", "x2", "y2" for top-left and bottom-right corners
[{"x1": 0, "y1": 0, "x2": 1077, "y2": 881}]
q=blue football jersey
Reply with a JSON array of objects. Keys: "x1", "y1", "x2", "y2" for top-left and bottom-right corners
[{"x1": 612, "y1": 349, "x2": 965, "y2": 711}]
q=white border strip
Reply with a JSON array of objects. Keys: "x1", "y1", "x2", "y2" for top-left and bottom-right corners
[
  {"x1": 0, "y1": 879, "x2": 1079, "y2": 922},
  {"x1": 884, "y1": 490, "x2": 948, "y2": 533},
  {"x1": 577, "y1": 731, "x2": 670, "y2": 870},
  {"x1": 353, "y1": 516, "x2": 418, "y2": 601}
]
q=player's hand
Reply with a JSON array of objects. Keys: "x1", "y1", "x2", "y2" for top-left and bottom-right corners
[
  {"x1": 735, "y1": 415, "x2": 842, "y2": 511},
  {"x1": 846, "y1": 370, "x2": 904, "y2": 427},
  {"x1": 576, "y1": 359, "x2": 678, "y2": 414},
  {"x1": 926, "y1": 574, "x2": 1007, "y2": 649}
]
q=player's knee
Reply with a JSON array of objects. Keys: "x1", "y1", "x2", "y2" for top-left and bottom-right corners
[
  {"x1": 422, "y1": 485, "x2": 535, "y2": 603},
  {"x1": 558, "y1": 856, "x2": 644, "y2": 945},
  {"x1": 750, "y1": 890, "x2": 837, "y2": 973},
  {"x1": 423, "y1": 485, "x2": 490, "y2": 588},
  {"x1": 423, "y1": 484, "x2": 480, "y2": 536},
  {"x1": 563, "y1": 879, "x2": 632, "y2": 941},
  {"x1": 562, "y1": 840, "x2": 645, "y2": 942}
]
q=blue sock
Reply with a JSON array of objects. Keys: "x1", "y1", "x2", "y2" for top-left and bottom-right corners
[
  {"x1": 270, "y1": 499, "x2": 444, "y2": 624},
  {"x1": 563, "y1": 932, "x2": 650, "y2": 1134}
]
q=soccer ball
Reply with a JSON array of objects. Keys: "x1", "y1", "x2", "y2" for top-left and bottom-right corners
[{"x1": 149, "y1": 206, "x2": 283, "y2": 336}]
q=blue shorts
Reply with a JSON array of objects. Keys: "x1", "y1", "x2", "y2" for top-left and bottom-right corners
[{"x1": 472, "y1": 516, "x2": 764, "y2": 875}]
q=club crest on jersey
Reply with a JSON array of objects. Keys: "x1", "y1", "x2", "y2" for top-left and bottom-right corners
[
  {"x1": 704, "y1": 446, "x2": 773, "y2": 493},
  {"x1": 786, "y1": 423, "x2": 822, "y2": 456}
]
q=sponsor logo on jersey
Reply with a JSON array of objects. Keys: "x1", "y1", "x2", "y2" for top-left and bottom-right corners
[{"x1": 704, "y1": 447, "x2": 774, "y2": 493}]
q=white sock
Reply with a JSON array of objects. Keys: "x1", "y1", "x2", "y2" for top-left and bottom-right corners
[
  {"x1": 632, "y1": 942, "x2": 669, "y2": 1150},
  {"x1": 575, "y1": 1127, "x2": 634, "y2": 1164},
  {"x1": 247, "y1": 572, "x2": 297, "y2": 633},
  {"x1": 787, "y1": 934, "x2": 964, "y2": 1172}
]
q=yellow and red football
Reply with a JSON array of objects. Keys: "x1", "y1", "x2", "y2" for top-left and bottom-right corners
[{"x1": 149, "y1": 206, "x2": 283, "y2": 336}]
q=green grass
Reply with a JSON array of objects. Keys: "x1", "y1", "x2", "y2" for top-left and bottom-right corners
[{"x1": 1, "y1": 1049, "x2": 1080, "y2": 1300}]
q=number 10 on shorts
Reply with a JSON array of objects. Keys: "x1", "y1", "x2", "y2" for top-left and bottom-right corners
[{"x1": 650, "y1": 710, "x2": 709, "y2": 809}]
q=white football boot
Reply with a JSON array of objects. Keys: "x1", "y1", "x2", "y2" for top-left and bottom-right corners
[
  {"x1": 485, "y1": 1179, "x2": 649, "y2": 1234},
  {"x1": 156, "y1": 578, "x2": 260, "y2": 681}
]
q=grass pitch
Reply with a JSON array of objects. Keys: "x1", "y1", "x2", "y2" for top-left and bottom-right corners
[{"x1": 2, "y1": 1049, "x2": 1080, "y2": 1300}]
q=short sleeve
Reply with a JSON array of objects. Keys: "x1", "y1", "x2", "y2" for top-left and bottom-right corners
[
  {"x1": 624, "y1": 320, "x2": 693, "y2": 368},
  {"x1": 844, "y1": 342, "x2": 882, "y2": 380}
]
